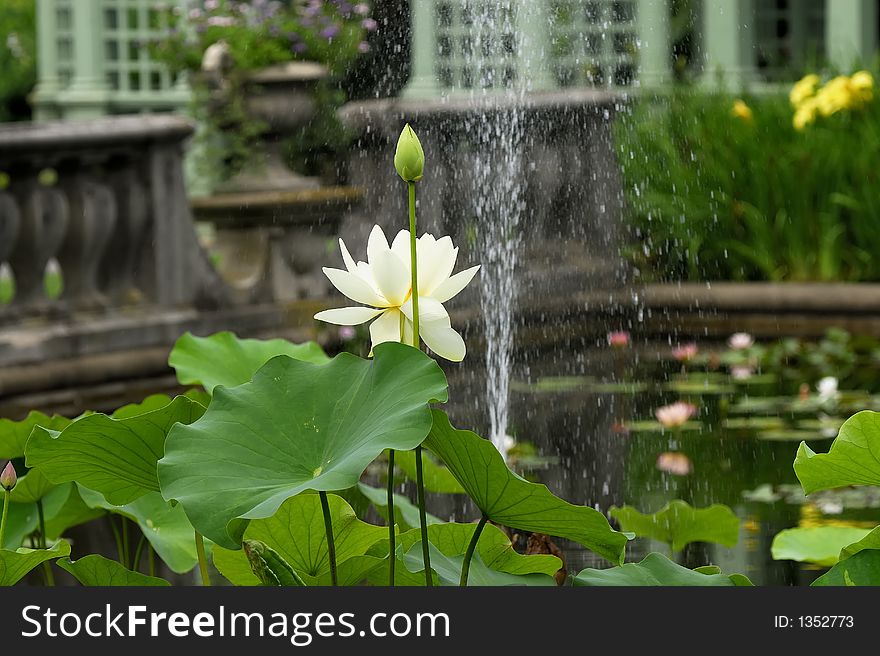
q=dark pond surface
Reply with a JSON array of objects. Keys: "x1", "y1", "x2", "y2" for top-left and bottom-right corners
[{"x1": 437, "y1": 330, "x2": 880, "y2": 585}]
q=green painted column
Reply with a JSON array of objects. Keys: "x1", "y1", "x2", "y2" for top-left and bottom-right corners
[
  {"x1": 61, "y1": 0, "x2": 109, "y2": 118},
  {"x1": 516, "y1": 3, "x2": 554, "y2": 91},
  {"x1": 826, "y1": 0, "x2": 878, "y2": 71},
  {"x1": 402, "y1": 0, "x2": 440, "y2": 98},
  {"x1": 636, "y1": 0, "x2": 671, "y2": 86},
  {"x1": 702, "y1": 0, "x2": 755, "y2": 89},
  {"x1": 32, "y1": 0, "x2": 61, "y2": 120}
]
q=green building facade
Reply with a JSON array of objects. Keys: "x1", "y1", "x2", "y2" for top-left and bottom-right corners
[{"x1": 32, "y1": 0, "x2": 880, "y2": 118}]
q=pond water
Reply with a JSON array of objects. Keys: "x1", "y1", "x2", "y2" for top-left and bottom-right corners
[{"x1": 438, "y1": 329, "x2": 880, "y2": 585}]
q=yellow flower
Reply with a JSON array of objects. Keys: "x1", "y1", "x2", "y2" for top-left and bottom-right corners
[
  {"x1": 850, "y1": 70, "x2": 874, "y2": 104},
  {"x1": 789, "y1": 73, "x2": 820, "y2": 107},
  {"x1": 792, "y1": 97, "x2": 819, "y2": 130},
  {"x1": 731, "y1": 99, "x2": 753, "y2": 122},
  {"x1": 815, "y1": 76, "x2": 853, "y2": 116}
]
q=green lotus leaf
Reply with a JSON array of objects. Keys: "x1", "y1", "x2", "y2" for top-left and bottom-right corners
[
  {"x1": 574, "y1": 553, "x2": 753, "y2": 586},
  {"x1": 795, "y1": 411, "x2": 880, "y2": 494},
  {"x1": 77, "y1": 487, "x2": 200, "y2": 574},
  {"x1": 43, "y1": 487, "x2": 105, "y2": 541},
  {"x1": 771, "y1": 526, "x2": 872, "y2": 567},
  {"x1": 213, "y1": 493, "x2": 387, "y2": 586},
  {"x1": 0, "y1": 541, "x2": 71, "y2": 586},
  {"x1": 403, "y1": 542, "x2": 556, "y2": 586},
  {"x1": 610, "y1": 500, "x2": 740, "y2": 552},
  {"x1": 58, "y1": 555, "x2": 170, "y2": 586},
  {"x1": 424, "y1": 410, "x2": 628, "y2": 565},
  {"x1": 840, "y1": 526, "x2": 880, "y2": 561},
  {"x1": 354, "y1": 482, "x2": 442, "y2": 531},
  {"x1": 26, "y1": 395, "x2": 206, "y2": 506},
  {"x1": 159, "y1": 343, "x2": 448, "y2": 549},
  {"x1": 2, "y1": 502, "x2": 38, "y2": 550},
  {"x1": 398, "y1": 522, "x2": 562, "y2": 578},
  {"x1": 812, "y1": 549, "x2": 880, "y2": 586},
  {"x1": 0, "y1": 411, "x2": 71, "y2": 459},
  {"x1": 168, "y1": 331, "x2": 329, "y2": 393},
  {"x1": 393, "y1": 449, "x2": 464, "y2": 494}
]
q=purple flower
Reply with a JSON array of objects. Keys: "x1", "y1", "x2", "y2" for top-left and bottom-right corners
[
  {"x1": 321, "y1": 24, "x2": 340, "y2": 39},
  {"x1": 362, "y1": 17, "x2": 377, "y2": 31},
  {"x1": 354, "y1": 3, "x2": 369, "y2": 16},
  {"x1": 358, "y1": 41, "x2": 370, "y2": 53},
  {"x1": 204, "y1": 0, "x2": 219, "y2": 10},
  {"x1": 189, "y1": 8, "x2": 203, "y2": 19}
]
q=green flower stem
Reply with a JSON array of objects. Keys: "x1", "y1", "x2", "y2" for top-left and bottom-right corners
[
  {"x1": 133, "y1": 533, "x2": 147, "y2": 573},
  {"x1": 408, "y1": 181, "x2": 420, "y2": 346},
  {"x1": 148, "y1": 543, "x2": 156, "y2": 578},
  {"x1": 121, "y1": 516, "x2": 130, "y2": 568},
  {"x1": 415, "y1": 446, "x2": 432, "y2": 587},
  {"x1": 108, "y1": 515, "x2": 124, "y2": 564},
  {"x1": 319, "y1": 491, "x2": 338, "y2": 586},
  {"x1": 407, "y1": 179, "x2": 433, "y2": 587},
  {"x1": 459, "y1": 515, "x2": 488, "y2": 587},
  {"x1": 0, "y1": 489, "x2": 9, "y2": 549},
  {"x1": 37, "y1": 499, "x2": 54, "y2": 585},
  {"x1": 195, "y1": 531, "x2": 211, "y2": 586},
  {"x1": 387, "y1": 449, "x2": 396, "y2": 586}
]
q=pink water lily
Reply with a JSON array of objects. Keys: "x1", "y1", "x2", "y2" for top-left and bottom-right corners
[
  {"x1": 655, "y1": 401, "x2": 697, "y2": 428},
  {"x1": 315, "y1": 225, "x2": 480, "y2": 361}
]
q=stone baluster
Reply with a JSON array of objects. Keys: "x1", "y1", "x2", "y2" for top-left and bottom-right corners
[
  {"x1": 57, "y1": 166, "x2": 118, "y2": 309},
  {"x1": 9, "y1": 175, "x2": 69, "y2": 310},
  {"x1": 103, "y1": 158, "x2": 150, "y2": 304}
]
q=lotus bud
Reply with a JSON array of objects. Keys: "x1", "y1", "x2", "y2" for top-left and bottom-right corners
[
  {"x1": 0, "y1": 461, "x2": 16, "y2": 491},
  {"x1": 394, "y1": 123, "x2": 424, "y2": 182}
]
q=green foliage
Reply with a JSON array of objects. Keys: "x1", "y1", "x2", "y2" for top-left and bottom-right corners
[
  {"x1": 771, "y1": 526, "x2": 872, "y2": 567},
  {"x1": 242, "y1": 540, "x2": 307, "y2": 587},
  {"x1": 58, "y1": 555, "x2": 170, "y2": 587},
  {"x1": 214, "y1": 494, "x2": 387, "y2": 586},
  {"x1": 26, "y1": 396, "x2": 206, "y2": 505},
  {"x1": 0, "y1": 541, "x2": 70, "y2": 586},
  {"x1": 574, "y1": 553, "x2": 753, "y2": 586},
  {"x1": 159, "y1": 343, "x2": 448, "y2": 549},
  {"x1": 610, "y1": 500, "x2": 740, "y2": 552},
  {"x1": 794, "y1": 410, "x2": 880, "y2": 494},
  {"x1": 169, "y1": 331, "x2": 328, "y2": 393},
  {"x1": 812, "y1": 549, "x2": 880, "y2": 586},
  {"x1": 618, "y1": 85, "x2": 880, "y2": 281},
  {"x1": 425, "y1": 410, "x2": 629, "y2": 565},
  {"x1": 0, "y1": 0, "x2": 36, "y2": 121}
]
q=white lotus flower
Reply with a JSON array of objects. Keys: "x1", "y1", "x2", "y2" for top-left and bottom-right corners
[
  {"x1": 817, "y1": 376, "x2": 839, "y2": 402},
  {"x1": 315, "y1": 225, "x2": 480, "y2": 362}
]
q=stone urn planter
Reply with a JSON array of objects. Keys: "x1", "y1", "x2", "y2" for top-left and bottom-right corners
[{"x1": 220, "y1": 60, "x2": 328, "y2": 194}]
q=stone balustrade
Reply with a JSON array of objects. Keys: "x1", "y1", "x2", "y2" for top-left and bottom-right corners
[{"x1": 0, "y1": 114, "x2": 221, "y2": 317}]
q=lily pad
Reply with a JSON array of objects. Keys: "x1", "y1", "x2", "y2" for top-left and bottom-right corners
[
  {"x1": 26, "y1": 395, "x2": 206, "y2": 506},
  {"x1": 610, "y1": 500, "x2": 740, "y2": 552},
  {"x1": 771, "y1": 526, "x2": 872, "y2": 567},
  {"x1": 0, "y1": 541, "x2": 70, "y2": 586},
  {"x1": 213, "y1": 493, "x2": 387, "y2": 586},
  {"x1": 574, "y1": 552, "x2": 753, "y2": 586},
  {"x1": 159, "y1": 343, "x2": 448, "y2": 549},
  {"x1": 58, "y1": 555, "x2": 170, "y2": 586},
  {"x1": 424, "y1": 410, "x2": 628, "y2": 565},
  {"x1": 168, "y1": 331, "x2": 329, "y2": 393},
  {"x1": 794, "y1": 411, "x2": 880, "y2": 494}
]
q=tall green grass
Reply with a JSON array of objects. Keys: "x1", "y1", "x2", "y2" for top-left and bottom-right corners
[{"x1": 616, "y1": 85, "x2": 880, "y2": 282}]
